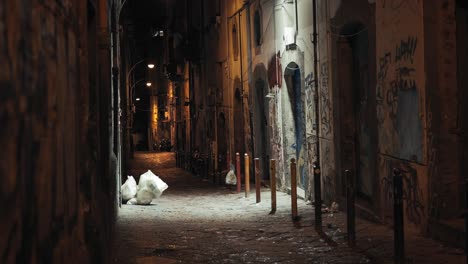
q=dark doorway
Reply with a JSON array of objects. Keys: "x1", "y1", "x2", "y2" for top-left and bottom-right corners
[
  {"x1": 337, "y1": 22, "x2": 376, "y2": 201},
  {"x1": 233, "y1": 77, "x2": 245, "y2": 161},
  {"x1": 284, "y1": 62, "x2": 307, "y2": 190},
  {"x1": 218, "y1": 112, "x2": 228, "y2": 171},
  {"x1": 253, "y1": 75, "x2": 270, "y2": 179}
]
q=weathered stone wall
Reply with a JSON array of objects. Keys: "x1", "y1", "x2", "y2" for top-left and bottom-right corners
[
  {"x1": 195, "y1": 0, "x2": 466, "y2": 232},
  {"x1": 375, "y1": 0, "x2": 428, "y2": 227},
  {"x1": 0, "y1": 0, "x2": 116, "y2": 263},
  {"x1": 329, "y1": 0, "x2": 378, "y2": 210},
  {"x1": 424, "y1": 0, "x2": 461, "y2": 221}
]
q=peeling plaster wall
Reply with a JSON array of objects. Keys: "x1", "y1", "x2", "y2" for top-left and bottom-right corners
[
  {"x1": 215, "y1": 0, "x2": 464, "y2": 230},
  {"x1": 376, "y1": 1, "x2": 428, "y2": 227},
  {"x1": 316, "y1": 0, "x2": 337, "y2": 204},
  {"x1": 272, "y1": 0, "x2": 314, "y2": 195},
  {"x1": 226, "y1": 1, "x2": 247, "y2": 170},
  {"x1": 223, "y1": 0, "x2": 317, "y2": 194},
  {"x1": 376, "y1": 2, "x2": 425, "y2": 163}
]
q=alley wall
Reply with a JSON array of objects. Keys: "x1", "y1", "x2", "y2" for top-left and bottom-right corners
[
  {"x1": 0, "y1": 0, "x2": 118, "y2": 263},
  {"x1": 190, "y1": 0, "x2": 466, "y2": 237}
]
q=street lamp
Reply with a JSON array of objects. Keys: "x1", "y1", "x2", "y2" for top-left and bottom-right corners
[
  {"x1": 126, "y1": 59, "x2": 155, "y2": 119},
  {"x1": 129, "y1": 79, "x2": 149, "y2": 103},
  {"x1": 126, "y1": 59, "x2": 155, "y2": 80},
  {"x1": 125, "y1": 58, "x2": 155, "y2": 159}
]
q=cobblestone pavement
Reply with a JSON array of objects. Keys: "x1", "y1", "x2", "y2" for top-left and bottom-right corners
[{"x1": 113, "y1": 152, "x2": 464, "y2": 264}]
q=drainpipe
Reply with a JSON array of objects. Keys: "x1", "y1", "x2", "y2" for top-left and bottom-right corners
[
  {"x1": 313, "y1": 0, "x2": 320, "y2": 165},
  {"x1": 311, "y1": 0, "x2": 323, "y2": 231},
  {"x1": 312, "y1": 0, "x2": 321, "y2": 182},
  {"x1": 238, "y1": 12, "x2": 245, "y2": 154},
  {"x1": 295, "y1": 0, "x2": 299, "y2": 34}
]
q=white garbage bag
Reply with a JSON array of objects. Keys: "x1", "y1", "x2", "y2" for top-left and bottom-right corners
[
  {"x1": 136, "y1": 187, "x2": 154, "y2": 205},
  {"x1": 225, "y1": 164, "x2": 237, "y2": 185},
  {"x1": 136, "y1": 170, "x2": 169, "y2": 205},
  {"x1": 126, "y1": 198, "x2": 137, "y2": 205},
  {"x1": 121, "y1": 176, "x2": 137, "y2": 201}
]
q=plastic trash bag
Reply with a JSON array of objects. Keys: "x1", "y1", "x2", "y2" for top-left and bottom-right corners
[
  {"x1": 126, "y1": 198, "x2": 137, "y2": 205},
  {"x1": 136, "y1": 170, "x2": 169, "y2": 205},
  {"x1": 136, "y1": 187, "x2": 154, "y2": 205},
  {"x1": 121, "y1": 176, "x2": 137, "y2": 201},
  {"x1": 225, "y1": 164, "x2": 237, "y2": 185}
]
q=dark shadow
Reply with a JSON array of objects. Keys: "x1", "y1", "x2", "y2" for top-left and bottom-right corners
[{"x1": 316, "y1": 230, "x2": 338, "y2": 247}]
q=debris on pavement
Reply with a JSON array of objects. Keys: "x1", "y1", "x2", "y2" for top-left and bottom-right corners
[
  {"x1": 225, "y1": 164, "x2": 237, "y2": 185},
  {"x1": 121, "y1": 176, "x2": 137, "y2": 202},
  {"x1": 330, "y1": 202, "x2": 339, "y2": 213},
  {"x1": 322, "y1": 202, "x2": 339, "y2": 214},
  {"x1": 124, "y1": 170, "x2": 169, "y2": 205}
]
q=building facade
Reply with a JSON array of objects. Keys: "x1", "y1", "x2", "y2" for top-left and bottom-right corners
[{"x1": 181, "y1": 0, "x2": 468, "y2": 244}]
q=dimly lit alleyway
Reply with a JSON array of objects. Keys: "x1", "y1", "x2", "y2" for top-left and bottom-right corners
[
  {"x1": 113, "y1": 153, "x2": 464, "y2": 264},
  {"x1": 2, "y1": 0, "x2": 468, "y2": 263}
]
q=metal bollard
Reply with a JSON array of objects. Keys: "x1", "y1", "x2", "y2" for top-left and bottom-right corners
[
  {"x1": 393, "y1": 168, "x2": 405, "y2": 264},
  {"x1": 346, "y1": 169, "x2": 356, "y2": 247},
  {"x1": 236, "y1": 153, "x2": 241, "y2": 193},
  {"x1": 255, "y1": 158, "x2": 261, "y2": 203},
  {"x1": 270, "y1": 159, "x2": 277, "y2": 213},
  {"x1": 291, "y1": 158, "x2": 298, "y2": 220},
  {"x1": 314, "y1": 161, "x2": 322, "y2": 231},
  {"x1": 245, "y1": 153, "x2": 250, "y2": 198}
]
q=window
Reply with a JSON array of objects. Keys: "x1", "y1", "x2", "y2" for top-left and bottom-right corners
[
  {"x1": 232, "y1": 22, "x2": 239, "y2": 60},
  {"x1": 254, "y1": 10, "x2": 262, "y2": 46}
]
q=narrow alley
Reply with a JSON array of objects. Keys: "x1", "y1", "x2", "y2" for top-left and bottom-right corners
[
  {"x1": 2, "y1": 0, "x2": 468, "y2": 263},
  {"x1": 113, "y1": 153, "x2": 463, "y2": 264}
]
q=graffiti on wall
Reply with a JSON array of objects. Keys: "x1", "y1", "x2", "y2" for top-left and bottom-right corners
[
  {"x1": 381, "y1": 160, "x2": 425, "y2": 224},
  {"x1": 269, "y1": 99, "x2": 284, "y2": 186},
  {"x1": 382, "y1": 0, "x2": 422, "y2": 16},
  {"x1": 395, "y1": 37, "x2": 417, "y2": 63},
  {"x1": 376, "y1": 36, "x2": 423, "y2": 162},
  {"x1": 376, "y1": 52, "x2": 391, "y2": 125},
  {"x1": 305, "y1": 72, "x2": 314, "y2": 128},
  {"x1": 305, "y1": 72, "x2": 315, "y2": 152},
  {"x1": 319, "y1": 63, "x2": 332, "y2": 137},
  {"x1": 305, "y1": 72, "x2": 314, "y2": 89},
  {"x1": 322, "y1": 145, "x2": 335, "y2": 203}
]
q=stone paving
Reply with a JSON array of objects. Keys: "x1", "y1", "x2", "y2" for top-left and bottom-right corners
[{"x1": 113, "y1": 152, "x2": 465, "y2": 264}]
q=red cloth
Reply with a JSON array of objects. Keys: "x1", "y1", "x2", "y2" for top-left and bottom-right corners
[{"x1": 268, "y1": 51, "x2": 282, "y2": 88}]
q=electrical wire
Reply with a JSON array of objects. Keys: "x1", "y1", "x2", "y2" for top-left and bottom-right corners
[{"x1": 330, "y1": 27, "x2": 368, "y2": 38}]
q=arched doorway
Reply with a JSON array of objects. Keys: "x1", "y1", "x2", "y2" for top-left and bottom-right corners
[
  {"x1": 217, "y1": 112, "x2": 228, "y2": 171},
  {"x1": 337, "y1": 22, "x2": 376, "y2": 201},
  {"x1": 283, "y1": 62, "x2": 307, "y2": 190},
  {"x1": 252, "y1": 65, "x2": 270, "y2": 180}
]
